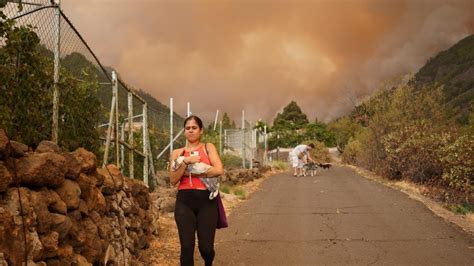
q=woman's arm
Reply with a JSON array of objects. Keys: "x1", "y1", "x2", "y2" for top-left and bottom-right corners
[
  {"x1": 169, "y1": 148, "x2": 187, "y2": 185},
  {"x1": 204, "y1": 143, "x2": 224, "y2": 177}
]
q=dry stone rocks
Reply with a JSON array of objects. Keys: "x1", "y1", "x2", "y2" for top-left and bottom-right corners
[
  {"x1": 221, "y1": 168, "x2": 264, "y2": 185},
  {"x1": 35, "y1": 141, "x2": 60, "y2": 153},
  {"x1": 39, "y1": 231, "x2": 59, "y2": 258},
  {"x1": 48, "y1": 190, "x2": 67, "y2": 215},
  {"x1": 0, "y1": 253, "x2": 7, "y2": 266},
  {"x1": 0, "y1": 129, "x2": 10, "y2": 160},
  {"x1": 71, "y1": 148, "x2": 97, "y2": 174},
  {"x1": 74, "y1": 254, "x2": 91, "y2": 266},
  {"x1": 10, "y1": 140, "x2": 28, "y2": 158},
  {"x1": 15, "y1": 152, "x2": 66, "y2": 188},
  {"x1": 0, "y1": 162, "x2": 11, "y2": 192},
  {"x1": 106, "y1": 164, "x2": 124, "y2": 190},
  {"x1": 50, "y1": 213, "x2": 73, "y2": 240},
  {"x1": 62, "y1": 152, "x2": 82, "y2": 180},
  {"x1": 56, "y1": 179, "x2": 81, "y2": 210},
  {"x1": 0, "y1": 135, "x2": 158, "y2": 265}
]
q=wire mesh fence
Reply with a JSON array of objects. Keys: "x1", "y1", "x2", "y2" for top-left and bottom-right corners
[
  {"x1": 224, "y1": 120, "x2": 267, "y2": 169},
  {"x1": 1, "y1": 1, "x2": 190, "y2": 187},
  {"x1": 1, "y1": 1, "x2": 267, "y2": 188}
]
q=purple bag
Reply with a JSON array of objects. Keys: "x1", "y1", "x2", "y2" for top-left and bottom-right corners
[{"x1": 216, "y1": 193, "x2": 228, "y2": 229}]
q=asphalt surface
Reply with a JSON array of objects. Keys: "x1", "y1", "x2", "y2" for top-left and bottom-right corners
[{"x1": 213, "y1": 166, "x2": 474, "y2": 265}]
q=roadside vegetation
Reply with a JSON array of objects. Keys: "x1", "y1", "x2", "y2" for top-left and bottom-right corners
[{"x1": 329, "y1": 35, "x2": 474, "y2": 213}]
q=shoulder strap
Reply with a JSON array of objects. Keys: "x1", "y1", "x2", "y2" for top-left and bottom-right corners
[
  {"x1": 204, "y1": 143, "x2": 213, "y2": 166},
  {"x1": 179, "y1": 148, "x2": 185, "y2": 156},
  {"x1": 204, "y1": 143, "x2": 209, "y2": 155}
]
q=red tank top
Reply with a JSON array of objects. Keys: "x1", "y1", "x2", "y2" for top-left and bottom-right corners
[{"x1": 178, "y1": 144, "x2": 211, "y2": 190}]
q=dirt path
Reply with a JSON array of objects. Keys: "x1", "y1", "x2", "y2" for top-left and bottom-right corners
[{"x1": 214, "y1": 166, "x2": 474, "y2": 265}]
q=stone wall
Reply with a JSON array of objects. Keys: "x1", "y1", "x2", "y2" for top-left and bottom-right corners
[{"x1": 0, "y1": 129, "x2": 158, "y2": 265}]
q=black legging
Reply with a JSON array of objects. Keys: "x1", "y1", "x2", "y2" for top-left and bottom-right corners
[{"x1": 175, "y1": 189, "x2": 218, "y2": 266}]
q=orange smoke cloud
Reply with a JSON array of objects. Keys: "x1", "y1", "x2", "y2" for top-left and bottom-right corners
[{"x1": 62, "y1": 0, "x2": 474, "y2": 124}]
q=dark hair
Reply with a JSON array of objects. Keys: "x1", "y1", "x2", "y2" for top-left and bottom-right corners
[
  {"x1": 183, "y1": 115, "x2": 203, "y2": 129},
  {"x1": 308, "y1": 143, "x2": 315, "y2": 148}
]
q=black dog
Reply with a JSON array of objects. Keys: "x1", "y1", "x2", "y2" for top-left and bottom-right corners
[{"x1": 318, "y1": 163, "x2": 332, "y2": 170}]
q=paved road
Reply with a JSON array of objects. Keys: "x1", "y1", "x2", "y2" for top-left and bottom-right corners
[{"x1": 214, "y1": 165, "x2": 474, "y2": 265}]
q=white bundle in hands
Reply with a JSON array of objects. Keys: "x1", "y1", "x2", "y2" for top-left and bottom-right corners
[
  {"x1": 188, "y1": 161, "x2": 212, "y2": 175},
  {"x1": 172, "y1": 156, "x2": 218, "y2": 200},
  {"x1": 172, "y1": 156, "x2": 211, "y2": 174}
]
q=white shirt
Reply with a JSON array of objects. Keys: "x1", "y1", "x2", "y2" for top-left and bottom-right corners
[{"x1": 291, "y1": 144, "x2": 309, "y2": 156}]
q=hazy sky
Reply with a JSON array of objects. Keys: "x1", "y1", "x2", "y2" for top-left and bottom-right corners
[{"x1": 61, "y1": 0, "x2": 474, "y2": 124}]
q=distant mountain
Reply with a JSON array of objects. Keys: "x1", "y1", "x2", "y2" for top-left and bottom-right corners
[
  {"x1": 59, "y1": 48, "x2": 184, "y2": 130},
  {"x1": 135, "y1": 89, "x2": 185, "y2": 130},
  {"x1": 411, "y1": 34, "x2": 474, "y2": 123}
]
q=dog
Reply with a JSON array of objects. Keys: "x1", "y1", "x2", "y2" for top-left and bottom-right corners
[
  {"x1": 303, "y1": 161, "x2": 318, "y2": 176},
  {"x1": 318, "y1": 163, "x2": 332, "y2": 170}
]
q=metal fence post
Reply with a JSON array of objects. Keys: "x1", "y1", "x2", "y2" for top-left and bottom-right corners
[
  {"x1": 114, "y1": 77, "x2": 120, "y2": 167},
  {"x1": 250, "y1": 129, "x2": 255, "y2": 169},
  {"x1": 143, "y1": 103, "x2": 148, "y2": 186},
  {"x1": 52, "y1": 0, "x2": 61, "y2": 143},
  {"x1": 264, "y1": 125, "x2": 267, "y2": 165},
  {"x1": 185, "y1": 101, "x2": 190, "y2": 146},
  {"x1": 219, "y1": 120, "x2": 223, "y2": 154},
  {"x1": 120, "y1": 124, "x2": 125, "y2": 169},
  {"x1": 224, "y1": 129, "x2": 227, "y2": 153},
  {"x1": 242, "y1": 110, "x2": 246, "y2": 169},
  {"x1": 128, "y1": 92, "x2": 134, "y2": 179},
  {"x1": 102, "y1": 71, "x2": 117, "y2": 168},
  {"x1": 170, "y1": 98, "x2": 174, "y2": 158},
  {"x1": 213, "y1": 109, "x2": 219, "y2": 131}
]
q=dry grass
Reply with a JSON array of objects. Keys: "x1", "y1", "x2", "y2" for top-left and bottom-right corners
[
  {"x1": 138, "y1": 213, "x2": 181, "y2": 266},
  {"x1": 467, "y1": 213, "x2": 474, "y2": 223}
]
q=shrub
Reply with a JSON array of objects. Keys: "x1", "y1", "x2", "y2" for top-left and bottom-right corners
[
  {"x1": 450, "y1": 203, "x2": 473, "y2": 215},
  {"x1": 440, "y1": 133, "x2": 473, "y2": 193},
  {"x1": 382, "y1": 124, "x2": 444, "y2": 183},
  {"x1": 269, "y1": 160, "x2": 289, "y2": 171},
  {"x1": 0, "y1": 13, "x2": 102, "y2": 152},
  {"x1": 219, "y1": 184, "x2": 247, "y2": 199},
  {"x1": 221, "y1": 153, "x2": 243, "y2": 169},
  {"x1": 306, "y1": 140, "x2": 331, "y2": 163},
  {"x1": 342, "y1": 137, "x2": 362, "y2": 164},
  {"x1": 233, "y1": 186, "x2": 247, "y2": 200},
  {"x1": 328, "y1": 117, "x2": 363, "y2": 149},
  {"x1": 220, "y1": 183, "x2": 231, "y2": 194}
]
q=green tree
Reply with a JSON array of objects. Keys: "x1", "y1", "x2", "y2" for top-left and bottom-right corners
[
  {"x1": 268, "y1": 101, "x2": 308, "y2": 149},
  {"x1": 328, "y1": 117, "x2": 363, "y2": 150},
  {"x1": 0, "y1": 8, "x2": 102, "y2": 152},
  {"x1": 272, "y1": 101, "x2": 309, "y2": 131},
  {"x1": 222, "y1": 112, "x2": 236, "y2": 129},
  {"x1": 304, "y1": 122, "x2": 336, "y2": 147},
  {"x1": 253, "y1": 119, "x2": 269, "y2": 133},
  {"x1": 0, "y1": 16, "x2": 54, "y2": 146}
]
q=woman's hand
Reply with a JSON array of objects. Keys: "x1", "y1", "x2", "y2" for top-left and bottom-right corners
[{"x1": 184, "y1": 155, "x2": 201, "y2": 164}]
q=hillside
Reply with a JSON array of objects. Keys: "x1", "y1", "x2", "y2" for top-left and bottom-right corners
[
  {"x1": 135, "y1": 89, "x2": 185, "y2": 129},
  {"x1": 412, "y1": 34, "x2": 474, "y2": 123},
  {"x1": 59, "y1": 51, "x2": 184, "y2": 129}
]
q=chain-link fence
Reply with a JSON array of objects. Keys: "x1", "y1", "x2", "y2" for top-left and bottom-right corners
[
  {"x1": 224, "y1": 119, "x2": 268, "y2": 168},
  {"x1": 2, "y1": 1, "x2": 269, "y2": 189},
  {"x1": 2, "y1": 1, "x2": 188, "y2": 187}
]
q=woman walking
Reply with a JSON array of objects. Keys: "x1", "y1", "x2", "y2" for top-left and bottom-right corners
[{"x1": 169, "y1": 115, "x2": 224, "y2": 266}]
